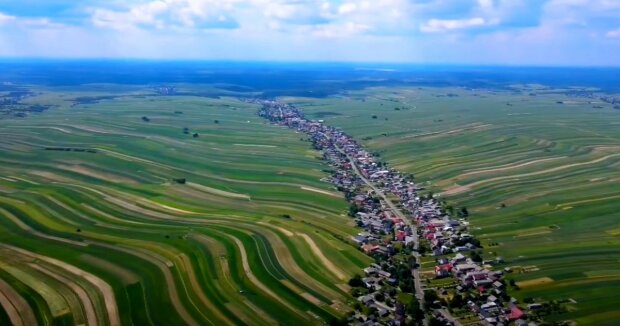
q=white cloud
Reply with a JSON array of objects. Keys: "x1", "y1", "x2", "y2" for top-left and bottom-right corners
[
  {"x1": 0, "y1": 12, "x2": 16, "y2": 25},
  {"x1": 91, "y1": 0, "x2": 241, "y2": 30},
  {"x1": 338, "y1": 3, "x2": 357, "y2": 15},
  {"x1": 607, "y1": 28, "x2": 620, "y2": 38},
  {"x1": 420, "y1": 17, "x2": 492, "y2": 33},
  {"x1": 311, "y1": 21, "x2": 371, "y2": 38}
]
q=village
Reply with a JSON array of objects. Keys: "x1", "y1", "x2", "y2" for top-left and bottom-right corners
[{"x1": 256, "y1": 99, "x2": 539, "y2": 326}]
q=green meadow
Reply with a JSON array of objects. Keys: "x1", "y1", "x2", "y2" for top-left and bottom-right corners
[
  {"x1": 0, "y1": 85, "x2": 371, "y2": 325},
  {"x1": 287, "y1": 85, "x2": 620, "y2": 325}
]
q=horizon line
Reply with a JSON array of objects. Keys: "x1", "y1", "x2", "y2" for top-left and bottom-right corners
[{"x1": 0, "y1": 57, "x2": 619, "y2": 69}]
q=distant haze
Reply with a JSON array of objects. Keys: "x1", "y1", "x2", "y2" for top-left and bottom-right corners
[{"x1": 0, "y1": 0, "x2": 619, "y2": 66}]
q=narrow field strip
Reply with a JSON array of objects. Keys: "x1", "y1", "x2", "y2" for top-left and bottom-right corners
[
  {"x1": 0, "y1": 245, "x2": 120, "y2": 326},
  {"x1": 0, "y1": 278, "x2": 37, "y2": 326}
]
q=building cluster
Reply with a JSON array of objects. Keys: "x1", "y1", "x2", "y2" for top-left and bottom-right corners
[{"x1": 255, "y1": 99, "x2": 534, "y2": 326}]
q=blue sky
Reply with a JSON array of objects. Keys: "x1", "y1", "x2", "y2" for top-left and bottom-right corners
[{"x1": 0, "y1": 0, "x2": 619, "y2": 65}]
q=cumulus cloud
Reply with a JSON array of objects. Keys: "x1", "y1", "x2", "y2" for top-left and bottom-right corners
[
  {"x1": 607, "y1": 28, "x2": 620, "y2": 38},
  {"x1": 0, "y1": 12, "x2": 17, "y2": 24},
  {"x1": 420, "y1": 17, "x2": 493, "y2": 33},
  {"x1": 91, "y1": 0, "x2": 240, "y2": 30},
  {"x1": 0, "y1": 0, "x2": 619, "y2": 64}
]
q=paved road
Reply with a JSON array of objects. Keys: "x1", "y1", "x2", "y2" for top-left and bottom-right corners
[
  {"x1": 336, "y1": 144, "x2": 425, "y2": 299},
  {"x1": 438, "y1": 309, "x2": 462, "y2": 326},
  {"x1": 336, "y1": 143, "x2": 462, "y2": 326}
]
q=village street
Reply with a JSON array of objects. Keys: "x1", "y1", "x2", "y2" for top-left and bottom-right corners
[{"x1": 255, "y1": 99, "x2": 521, "y2": 326}]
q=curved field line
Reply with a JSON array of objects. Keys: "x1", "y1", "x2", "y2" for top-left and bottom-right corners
[
  {"x1": 0, "y1": 245, "x2": 121, "y2": 326},
  {"x1": 228, "y1": 235, "x2": 312, "y2": 322},
  {"x1": 56, "y1": 164, "x2": 138, "y2": 185},
  {"x1": 0, "y1": 278, "x2": 37, "y2": 326},
  {"x1": 443, "y1": 154, "x2": 620, "y2": 195},
  {"x1": 296, "y1": 233, "x2": 347, "y2": 281},
  {"x1": 458, "y1": 156, "x2": 567, "y2": 177},
  {"x1": 300, "y1": 186, "x2": 341, "y2": 198},
  {"x1": 29, "y1": 264, "x2": 99, "y2": 326},
  {"x1": 175, "y1": 253, "x2": 234, "y2": 325},
  {"x1": 557, "y1": 194, "x2": 620, "y2": 208},
  {"x1": 400, "y1": 123, "x2": 492, "y2": 139},
  {"x1": 192, "y1": 235, "x2": 278, "y2": 326},
  {"x1": 0, "y1": 207, "x2": 87, "y2": 247},
  {"x1": 254, "y1": 226, "x2": 345, "y2": 304},
  {"x1": 186, "y1": 182, "x2": 250, "y2": 200},
  {"x1": 92, "y1": 243, "x2": 200, "y2": 326},
  {"x1": 257, "y1": 222, "x2": 294, "y2": 237}
]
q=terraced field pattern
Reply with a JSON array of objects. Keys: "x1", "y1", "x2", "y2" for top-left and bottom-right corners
[
  {"x1": 0, "y1": 86, "x2": 372, "y2": 325},
  {"x1": 287, "y1": 85, "x2": 620, "y2": 325}
]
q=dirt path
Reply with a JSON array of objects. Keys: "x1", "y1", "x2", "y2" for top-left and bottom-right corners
[
  {"x1": 0, "y1": 278, "x2": 37, "y2": 326},
  {"x1": 297, "y1": 233, "x2": 347, "y2": 281},
  {"x1": 30, "y1": 263, "x2": 99, "y2": 326},
  {"x1": 0, "y1": 207, "x2": 87, "y2": 247},
  {"x1": 192, "y1": 235, "x2": 278, "y2": 326},
  {"x1": 458, "y1": 156, "x2": 567, "y2": 177},
  {"x1": 187, "y1": 182, "x2": 250, "y2": 200},
  {"x1": 300, "y1": 186, "x2": 341, "y2": 198},
  {"x1": 229, "y1": 236, "x2": 312, "y2": 322},
  {"x1": 0, "y1": 244, "x2": 120, "y2": 326},
  {"x1": 93, "y1": 243, "x2": 199, "y2": 326}
]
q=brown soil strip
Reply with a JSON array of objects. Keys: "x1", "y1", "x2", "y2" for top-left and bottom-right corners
[
  {"x1": 0, "y1": 278, "x2": 37, "y2": 326},
  {"x1": 0, "y1": 244, "x2": 120, "y2": 326},
  {"x1": 29, "y1": 264, "x2": 99, "y2": 326},
  {"x1": 297, "y1": 233, "x2": 347, "y2": 281}
]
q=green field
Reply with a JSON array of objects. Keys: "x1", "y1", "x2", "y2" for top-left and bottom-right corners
[
  {"x1": 285, "y1": 85, "x2": 620, "y2": 325},
  {"x1": 0, "y1": 85, "x2": 372, "y2": 325}
]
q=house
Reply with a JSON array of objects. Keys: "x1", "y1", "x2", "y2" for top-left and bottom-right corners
[
  {"x1": 452, "y1": 253, "x2": 467, "y2": 264},
  {"x1": 515, "y1": 320, "x2": 528, "y2": 326},
  {"x1": 359, "y1": 294, "x2": 374, "y2": 305},
  {"x1": 454, "y1": 263, "x2": 478, "y2": 273},
  {"x1": 508, "y1": 306, "x2": 525, "y2": 321},
  {"x1": 363, "y1": 244, "x2": 380, "y2": 254},
  {"x1": 435, "y1": 264, "x2": 453, "y2": 278},
  {"x1": 395, "y1": 230, "x2": 406, "y2": 241},
  {"x1": 364, "y1": 267, "x2": 378, "y2": 275}
]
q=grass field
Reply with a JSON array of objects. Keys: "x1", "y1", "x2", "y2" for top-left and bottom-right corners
[
  {"x1": 0, "y1": 85, "x2": 372, "y2": 325},
  {"x1": 286, "y1": 85, "x2": 620, "y2": 325}
]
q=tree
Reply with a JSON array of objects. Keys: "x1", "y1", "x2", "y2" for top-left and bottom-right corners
[
  {"x1": 374, "y1": 292, "x2": 385, "y2": 302},
  {"x1": 372, "y1": 115, "x2": 378, "y2": 119},
  {"x1": 329, "y1": 317, "x2": 348, "y2": 326},
  {"x1": 470, "y1": 251, "x2": 483, "y2": 263},
  {"x1": 214, "y1": 119, "x2": 220, "y2": 124},
  {"x1": 449, "y1": 294, "x2": 465, "y2": 309},
  {"x1": 348, "y1": 274, "x2": 364, "y2": 287},
  {"x1": 424, "y1": 290, "x2": 439, "y2": 310},
  {"x1": 407, "y1": 299, "x2": 424, "y2": 322},
  {"x1": 348, "y1": 204, "x2": 362, "y2": 217},
  {"x1": 193, "y1": 133, "x2": 199, "y2": 138},
  {"x1": 429, "y1": 317, "x2": 443, "y2": 326},
  {"x1": 458, "y1": 207, "x2": 469, "y2": 218}
]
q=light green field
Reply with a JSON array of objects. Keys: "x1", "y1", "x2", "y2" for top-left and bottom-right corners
[
  {"x1": 287, "y1": 85, "x2": 620, "y2": 325},
  {"x1": 0, "y1": 86, "x2": 371, "y2": 325}
]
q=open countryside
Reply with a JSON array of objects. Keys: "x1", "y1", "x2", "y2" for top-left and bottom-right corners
[
  {"x1": 1, "y1": 66, "x2": 619, "y2": 326},
  {"x1": 2, "y1": 0, "x2": 620, "y2": 324}
]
